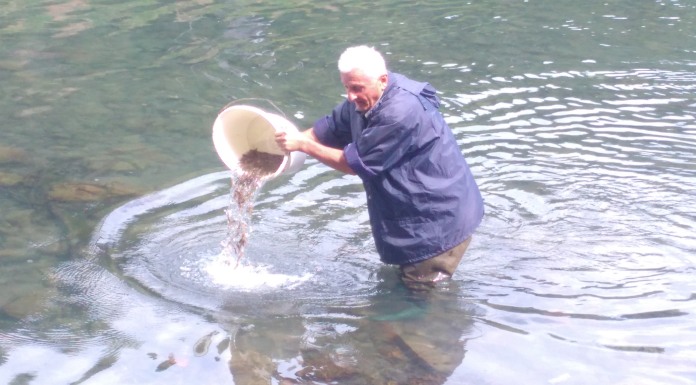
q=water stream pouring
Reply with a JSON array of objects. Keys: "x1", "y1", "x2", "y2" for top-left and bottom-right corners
[{"x1": 212, "y1": 104, "x2": 306, "y2": 178}]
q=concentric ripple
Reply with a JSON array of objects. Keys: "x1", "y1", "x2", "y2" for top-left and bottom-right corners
[{"x1": 88, "y1": 170, "x2": 380, "y2": 315}]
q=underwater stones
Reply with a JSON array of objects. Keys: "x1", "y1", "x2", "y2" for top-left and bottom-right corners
[
  {"x1": 48, "y1": 181, "x2": 141, "y2": 202},
  {"x1": 0, "y1": 249, "x2": 26, "y2": 260},
  {"x1": 0, "y1": 254, "x2": 58, "y2": 321},
  {"x1": 0, "y1": 261, "x2": 56, "y2": 320},
  {"x1": 46, "y1": 181, "x2": 143, "y2": 241},
  {"x1": 0, "y1": 146, "x2": 30, "y2": 189},
  {"x1": 0, "y1": 205, "x2": 68, "y2": 261},
  {"x1": 347, "y1": 322, "x2": 454, "y2": 384},
  {"x1": 295, "y1": 348, "x2": 359, "y2": 383},
  {"x1": 16, "y1": 105, "x2": 53, "y2": 118},
  {"x1": 0, "y1": 58, "x2": 28, "y2": 71},
  {"x1": 229, "y1": 323, "x2": 294, "y2": 385},
  {"x1": 1, "y1": 291, "x2": 48, "y2": 320},
  {"x1": 1, "y1": 207, "x2": 34, "y2": 228},
  {"x1": 85, "y1": 140, "x2": 173, "y2": 175},
  {"x1": 397, "y1": 330, "x2": 464, "y2": 374},
  {"x1": 0, "y1": 171, "x2": 25, "y2": 187},
  {"x1": 109, "y1": 160, "x2": 139, "y2": 173},
  {"x1": 86, "y1": 158, "x2": 139, "y2": 173},
  {"x1": 229, "y1": 348, "x2": 275, "y2": 385},
  {"x1": 0, "y1": 145, "x2": 28, "y2": 164}
]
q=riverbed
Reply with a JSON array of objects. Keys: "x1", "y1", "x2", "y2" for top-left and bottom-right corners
[{"x1": 1, "y1": 1, "x2": 695, "y2": 384}]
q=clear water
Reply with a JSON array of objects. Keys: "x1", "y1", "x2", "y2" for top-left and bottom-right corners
[{"x1": 1, "y1": 1, "x2": 695, "y2": 384}]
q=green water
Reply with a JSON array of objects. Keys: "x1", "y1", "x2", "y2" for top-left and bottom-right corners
[{"x1": 1, "y1": 1, "x2": 696, "y2": 384}]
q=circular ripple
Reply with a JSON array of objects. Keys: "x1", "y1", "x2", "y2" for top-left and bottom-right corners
[{"x1": 89, "y1": 170, "x2": 380, "y2": 315}]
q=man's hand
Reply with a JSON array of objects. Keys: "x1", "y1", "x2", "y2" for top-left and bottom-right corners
[
  {"x1": 274, "y1": 128, "x2": 355, "y2": 175},
  {"x1": 275, "y1": 130, "x2": 307, "y2": 153}
]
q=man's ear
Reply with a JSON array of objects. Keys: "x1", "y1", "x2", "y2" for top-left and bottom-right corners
[{"x1": 379, "y1": 74, "x2": 388, "y2": 90}]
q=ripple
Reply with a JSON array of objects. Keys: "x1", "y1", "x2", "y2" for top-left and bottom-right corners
[
  {"x1": 87, "y1": 170, "x2": 379, "y2": 316},
  {"x1": 447, "y1": 65, "x2": 696, "y2": 340}
]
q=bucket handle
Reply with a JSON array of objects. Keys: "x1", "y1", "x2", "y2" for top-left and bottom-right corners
[{"x1": 218, "y1": 98, "x2": 287, "y2": 119}]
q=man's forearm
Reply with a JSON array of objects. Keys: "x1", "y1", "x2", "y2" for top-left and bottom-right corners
[
  {"x1": 276, "y1": 127, "x2": 356, "y2": 175},
  {"x1": 299, "y1": 138, "x2": 355, "y2": 175}
]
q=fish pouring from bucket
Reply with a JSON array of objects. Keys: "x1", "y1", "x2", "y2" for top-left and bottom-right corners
[
  {"x1": 212, "y1": 104, "x2": 306, "y2": 267},
  {"x1": 220, "y1": 149, "x2": 285, "y2": 267}
]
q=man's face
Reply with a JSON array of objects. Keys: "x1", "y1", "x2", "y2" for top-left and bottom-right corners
[{"x1": 340, "y1": 69, "x2": 388, "y2": 112}]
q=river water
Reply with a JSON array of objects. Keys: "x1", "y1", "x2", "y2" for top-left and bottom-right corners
[{"x1": 1, "y1": 1, "x2": 695, "y2": 384}]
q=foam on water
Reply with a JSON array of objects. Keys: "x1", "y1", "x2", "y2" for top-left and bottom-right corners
[{"x1": 201, "y1": 253, "x2": 313, "y2": 291}]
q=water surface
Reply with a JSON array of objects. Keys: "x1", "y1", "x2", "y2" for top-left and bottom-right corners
[{"x1": 1, "y1": 1, "x2": 695, "y2": 384}]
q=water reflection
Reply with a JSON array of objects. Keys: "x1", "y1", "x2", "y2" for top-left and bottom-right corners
[
  {"x1": 225, "y1": 274, "x2": 478, "y2": 384},
  {"x1": 2, "y1": 0, "x2": 696, "y2": 384}
]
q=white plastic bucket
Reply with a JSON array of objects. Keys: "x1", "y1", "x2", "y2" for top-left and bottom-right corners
[{"x1": 212, "y1": 105, "x2": 306, "y2": 179}]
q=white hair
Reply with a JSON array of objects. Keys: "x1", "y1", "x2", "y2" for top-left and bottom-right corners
[{"x1": 337, "y1": 45, "x2": 387, "y2": 79}]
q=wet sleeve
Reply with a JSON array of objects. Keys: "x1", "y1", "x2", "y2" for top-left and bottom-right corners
[{"x1": 312, "y1": 102, "x2": 353, "y2": 149}]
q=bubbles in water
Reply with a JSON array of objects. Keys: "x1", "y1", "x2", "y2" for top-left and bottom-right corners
[{"x1": 186, "y1": 252, "x2": 313, "y2": 291}]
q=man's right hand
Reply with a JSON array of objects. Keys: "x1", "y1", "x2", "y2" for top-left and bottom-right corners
[{"x1": 275, "y1": 127, "x2": 355, "y2": 175}]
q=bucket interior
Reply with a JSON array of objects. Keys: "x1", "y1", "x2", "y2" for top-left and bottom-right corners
[{"x1": 213, "y1": 106, "x2": 287, "y2": 174}]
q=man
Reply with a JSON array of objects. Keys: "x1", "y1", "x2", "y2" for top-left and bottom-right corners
[{"x1": 275, "y1": 45, "x2": 484, "y2": 290}]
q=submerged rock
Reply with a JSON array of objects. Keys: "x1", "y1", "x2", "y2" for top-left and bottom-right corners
[
  {"x1": 87, "y1": 158, "x2": 140, "y2": 173},
  {"x1": 296, "y1": 348, "x2": 359, "y2": 382},
  {"x1": 0, "y1": 145, "x2": 28, "y2": 164},
  {"x1": 230, "y1": 349, "x2": 275, "y2": 385},
  {"x1": 16, "y1": 105, "x2": 53, "y2": 118},
  {"x1": 48, "y1": 181, "x2": 142, "y2": 202},
  {"x1": 1, "y1": 292, "x2": 47, "y2": 320},
  {"x1": 85, "y1": 139, "x2": 173, "y2": 175},
  {"x1": 229, "y1": 326, "x2": 276, "y2": 385},
  {"x1": 0, "y1": 171, "x2": 24, "y2": 186},
  {"x1": 0, "y1": 206, "x2": 69, "y2": 262}
]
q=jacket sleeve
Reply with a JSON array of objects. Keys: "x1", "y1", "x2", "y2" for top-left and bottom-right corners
[{"x1": 313, "y1": 101, "x2": 353, "y2": 149}]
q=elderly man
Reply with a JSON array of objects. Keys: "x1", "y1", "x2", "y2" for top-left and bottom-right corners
[{"x1": 275, "y1": 45, "x2": 484, "y2": 289}]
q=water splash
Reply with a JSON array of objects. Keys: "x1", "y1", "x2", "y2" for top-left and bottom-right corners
[
  {"x1": 197, "y1": 150, "x2": 317, "y2": 291},
  {"x1": 203, "y1": 254, "x2": 312, "y2": 291}
]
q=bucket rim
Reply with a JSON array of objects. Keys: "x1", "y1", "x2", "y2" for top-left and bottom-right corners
[{"x1": 212, "y1": 104, "x2": 291, "y2": 179}]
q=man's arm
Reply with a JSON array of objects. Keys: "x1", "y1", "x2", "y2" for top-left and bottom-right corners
[{"x1": 275, "y1": 128, "x2": 356, "y2": 175}]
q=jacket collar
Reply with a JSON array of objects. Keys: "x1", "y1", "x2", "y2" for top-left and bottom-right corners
[{"x1": 364, "y1": 71, "x2": 395, "y2": 120}]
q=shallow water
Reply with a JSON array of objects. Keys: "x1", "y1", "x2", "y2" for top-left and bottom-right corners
[{"x1": 1, "y1": 1, "x2": 696, "y2": 384}]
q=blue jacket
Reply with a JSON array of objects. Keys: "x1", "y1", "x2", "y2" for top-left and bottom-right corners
[{"x1": 313, "y1": 72, "x2": 484, "y2": 265}]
